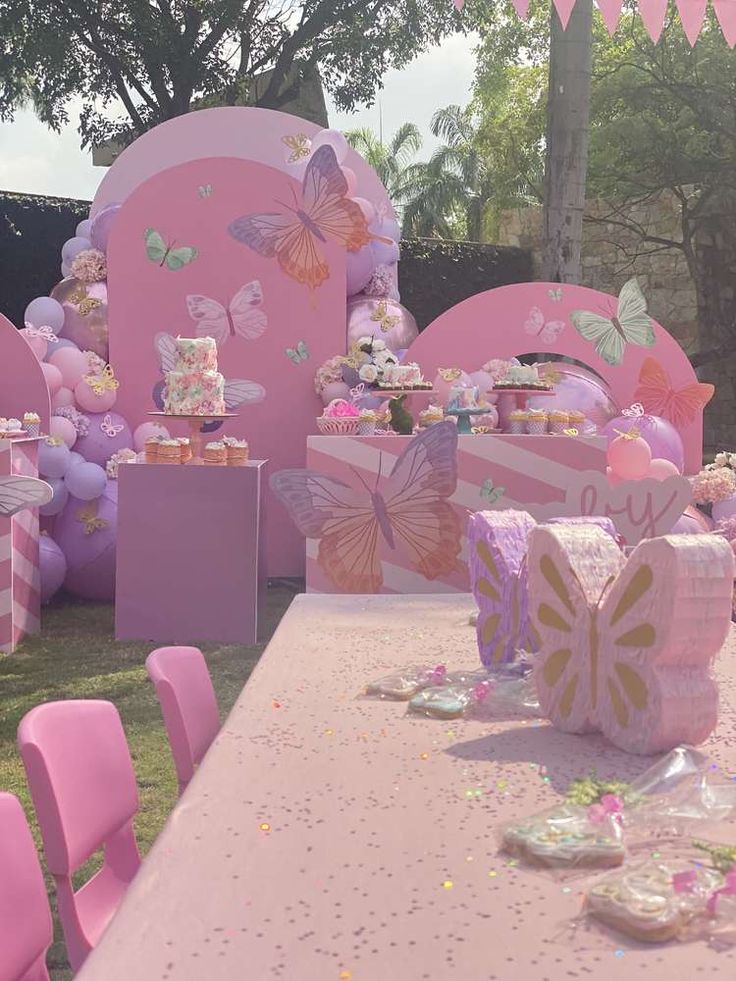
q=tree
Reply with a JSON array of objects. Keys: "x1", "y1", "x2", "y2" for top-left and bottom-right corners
[
  {"x1": 0, "y1": 0, "x2": 459, "y2": 150},
  {"x1": 345, "y1": 122, "x2": 424, "y2": 202}
]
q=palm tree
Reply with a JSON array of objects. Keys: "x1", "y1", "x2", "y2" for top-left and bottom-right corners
[{"x1": 345, "y1": 123, "x2": 424, "y2": 205}]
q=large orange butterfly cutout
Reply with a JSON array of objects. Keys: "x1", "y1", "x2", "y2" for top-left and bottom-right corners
[
  {"x1": 228, "y1": 145, "x2": 372, "y2": 292},
  {"x1": 634, "y1": 356, "x2": 714, "y2": 428}
]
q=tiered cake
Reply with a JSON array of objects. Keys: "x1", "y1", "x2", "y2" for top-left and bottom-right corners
[{"x1": 163, "y1": 337, "x2": 226, "y2": 415}]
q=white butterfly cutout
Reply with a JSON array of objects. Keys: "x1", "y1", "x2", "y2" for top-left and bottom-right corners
[
  {"x1": 100, "y1": 413, "x2": 124, "y2": 438},
  {"x1": 547, "y1": 288, "x2": 563, "y2": 302},
  {"x1": 0, "y1": 476, "x2": 53, "y2": 515},
  {"x1": 185, "y1": 281, "x2": 267, "y2": 347},
  {"x1": 154, "y1": 334, "x2": 266, "y2": 409},
  {"x1": 524, "y1": 306, "x2": 565, "y2": 344}
]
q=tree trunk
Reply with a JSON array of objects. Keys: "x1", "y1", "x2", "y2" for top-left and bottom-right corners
[{"x1": 541, "y1": 0, "x2": 593, "y2": 283}]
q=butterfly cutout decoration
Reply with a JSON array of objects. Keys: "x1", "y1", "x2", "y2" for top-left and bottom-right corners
[
  {"x1": 548, "y1": 288, "x2": 563, "y2": 302},
  {"x1": 528, "y1": 523, "x2": 734, "y2": 754},
  {"x1": 571, "y1": 278, "x2": 655, "y2": 366},
  {"x1": 228, "y1": 144, "x2": 373, "y2": 292},
  {"x1": 469, "y1": 510, "x2": 539, "y2": 666},
  {"x1": 154, "y1": 334, "x2": 265, "y2": 408},
  {"x1": 633, "y1": 356, "x2": 714, "y2": 428},
  {"x1": 524, "y1": 306, "x2": 565, "y2": 344},
  {"x1": 76, "y1": 502, "x2": 108, "y2": 535},
  {"x1": 68, "y1": 285, "x2": 103, "y2": 317},
  {"x1": 286, "y1": 340, "x2": 309, "y2": 365},
  {"x1": 480, "y1": 478, "x2": 505, "y2": 504},
  {"x1": 0, "y1": 476, "x2": 53, "y2": 516},
  {"x1": 371, "y1": 300, "x2": 401, "y2": 333},
  {"x1": 22, "y1": 323, "x2": 59, "y2": 343},
  {"x1": 100, "y1": 414, "x2": 124, "y2": 438},
  {"x1": 282, "y1": 133, "x2": 312, "y2": 163},
  {"x1": 83, "y1": 364, "x2": 119, "y2": 396},
  {"x1": 144, "y1": 228, "x2": 199, "y2": 271},
  {"x1": 186, "y1": 281, "x2": 267, "y2": 346},
  {"x1": 270, "y1": 421, "x2": 462, "y2": 593},
  {"x1": 198, "y1": 184, "x2": 213, "y2": 198}
]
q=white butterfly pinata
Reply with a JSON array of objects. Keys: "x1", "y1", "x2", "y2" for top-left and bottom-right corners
[
  {"x1": 0, "y1": 476, "x2": 53, "y2": 516},
  {"x1": 154, "y1": 333, "x2": 266, "y2": 409},
  {"x1": 571, "y1": 278, "x2": 655, "y2": 367}
]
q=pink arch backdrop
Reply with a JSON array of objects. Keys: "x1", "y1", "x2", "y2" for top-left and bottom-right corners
[
  {"x1": 404, "y1": 282, "x2": 705, "y2": 473},
  {"x1": 0, "y1": 312, "x2": 51, "y2": 430}
]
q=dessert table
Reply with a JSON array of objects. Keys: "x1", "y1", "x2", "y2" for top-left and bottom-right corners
[{"x1": 78, "y1": 594, "x2": 736, "y2": 980}]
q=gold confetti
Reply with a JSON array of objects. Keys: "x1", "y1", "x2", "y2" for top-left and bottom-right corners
[
  {"x1": 496, "y1": 780, "x2": 507, "y2": 790},
  {"x1": 442, "y1": 879, "x2": 453, "y2": 890},
  {"x1": 339, "y1": 972, "x2": 353, "y2": 980},
  {"x1": 324, "y1": 728, "x2": 334, "y2": 736},
  {"x1": 259, "y1": 822, "x2": 271, "y2": 832},
  {"x1": 488, "y1": 870, "x2": 497, "y2": 878},
  {"x1": 420, "y1": 752, "x2": 429, "y2": 760}
]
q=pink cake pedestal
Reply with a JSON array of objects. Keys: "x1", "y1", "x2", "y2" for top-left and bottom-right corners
[
  {"x1": 148, "y1": 411, "x2": 238, "y2": 463},
  {"x1": 115, "y1": 460, "x2": 266, "y2": 644}
]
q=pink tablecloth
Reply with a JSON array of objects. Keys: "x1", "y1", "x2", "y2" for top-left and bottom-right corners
[{"x1": 78, "y1": 594, "x2": 736, "y2": 980}]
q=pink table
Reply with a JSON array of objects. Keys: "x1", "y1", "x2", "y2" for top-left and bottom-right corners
[
  {"x1": 115, "y1": 461, "x2": 266, "y2": 645},
  {"x1": 78, "y1": 595, "x2": 736, "y2": 980}
]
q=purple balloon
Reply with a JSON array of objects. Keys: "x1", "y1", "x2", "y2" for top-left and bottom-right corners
[
  {"x1": 346, "y1": 296, "x2": 419, "y2": 353},
  {"x1": 346, "y1": 245, "x2": 376, "y2": 296},
  {"x1": 526, "y1": 362, "x2": 620, "y2": 430},
  {"x1": 600, "y1": 414, "x2": 685, "y2": 473},
  {"x1": 54, "y1": 483, "x2": 117, "y2": 601},
  {"x1": 73, "y1": 411, "x2": 133, "y2": 467},
  {"x1": 64, "y1": 461, "x2": 107, "y2": 501},
  {"x1": 48, "y1": 337, "x2": 81, "y2": 356},
  {"x1": 38, "y1": 438, "x2": 71, "y2": 478},
  {"x1": 75, "y1": 218, "x2": 93, "y2": 239},
  {"x1": 24, "y1": 296, "x2": 65, "y2": 332},
  {"x1": 39, "y1": 534, "x2": 67, "y2": 604},
  {"x1": 373, "y1": 215, "x2": 401, "y2": 242},
  {"x1": 61, "y1": 236, "x2": 92, "y2": 262},
  {"x1": 90, "y1": 203, "x2": 121, "y2": 253},
  {"x1": 67, "y1": 451, "x2": 86, "y2": 470},
  {"x1": 39, "y1": 477, "x2": 69, "y2": 517},
  {"x1": 370, "y1": 238, "x2": 400, "y2": 266}
]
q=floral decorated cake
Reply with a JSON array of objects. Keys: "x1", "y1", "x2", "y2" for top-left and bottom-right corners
[
  {"x1": 377, "y1": 361, "x2": 432, "y2": 390},
  {"x1": 163, "y1": 336, "x2": 226, "y2": 415},
  {"x1": 493, "y1": 364, "x2": 552, "y2": 391}
]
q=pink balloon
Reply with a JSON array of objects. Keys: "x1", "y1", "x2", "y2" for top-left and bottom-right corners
[
  {"x1": 39, "y1": 534, "x2": 67, "y2": 603},
  {"x1": 527, "y1": 362, "x2": 619, "y2": 429},
  {"x1": 50, "y1": 278, "x2": 109, "y2": 359},
  {"x1": 606, "y1": 466, "x2": 623, "y2": 486},
  {"x1": 469, "y1": 370, "x2": 495, "y2": 397},
  {"x1": 346, "y1": 297, "x2": 419, "y2": 353},
  {"x1": 647, "y1": 457, "x2": 680, "y2": 481},
  {"x1": 607, "y1": 433, "x2": 652, "y2": 480},
  {"x1": 19, "y1": 328, "x2": 48, "y2": 361},
  {"x1": 133, "y1": 421, "x2": 171, "y2": 452},
  {"x1": 49, "y1": 346, "x2": 90, "y2": 387},
  {"x1": 50, "y1": 416, "x2": 78, "y2": 449},
  {"x1": 345, "y1": 246, "x2": 376, "y2": 296},
  {"x1": 311, "y1": 128, "x2": 348, "y2": 163},
  {"x1": 90, "y1": 203, "x2": 120, "y2": 253},
  {"x1": 600, "y1": 414, "x2": 685, "y2": 473},
  {"x1": 352, "y1": 197, "x2": 376, "y2": 225},
  {"x1": 51, "y1": 387, "x2": 75, "y2": 411},
  {"x1": 74, "y1": 378, "x2": 117, "y2": 412},
  {"x1": 41, "y1": 362, "x2": 63, "y2": 396},
  {"x1": 341, "y1": 166, "x2": 358, "y2": 195}
]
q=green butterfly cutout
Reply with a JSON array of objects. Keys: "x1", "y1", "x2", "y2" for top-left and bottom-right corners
[
  {"x1": 480, "y1": 478, "x2": 504, "y2": 504},
  {"x1": 144, "y1": 228, "x2": 199, "y2": 271},
  {"x1": 570, "y1": 277, "x2": 655, "y2": 367},
  {"x1": 198, "y1": 184, "x2": 213, "y2": 198},
  {"x1": 286, "y1": 340, "x2": 309, "y2": 365}
]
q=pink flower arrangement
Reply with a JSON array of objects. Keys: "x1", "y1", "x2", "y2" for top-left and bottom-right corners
[
  {"x1": 314, "y1": 355, "x2": 347, "y2": 395},
  {"x1": 481, "y1": 359, "x2": 513, "y2": 384},
  {"x1": 692, "y1": 466, "x2": 736, "y2": 504},
  {"x1": 323, "y1": 398, "x2": 360, "y2": 419},
  {"x1": 70, "y1": 249, "x2": 108, "y2": 284},
  {"x1": 361, "y1": 264, "x2": 399, "y2": 300},
  {"x1": 53, "y1": 405, "x2": 90, "y2": 436},
  {"x1": 106, "y1": 448, "x2": 137, "y2": 478}
]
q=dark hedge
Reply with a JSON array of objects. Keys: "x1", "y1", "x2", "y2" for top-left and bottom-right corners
[
  {"x1": 398, "y1": 238, "x2": 534, "y2": 330},
  {"x1": 0, "y1": 193, "x2": 533, "y2": 331},
  {"x1": 0, "y1": 190, "x2": 89, "y2": 327}
]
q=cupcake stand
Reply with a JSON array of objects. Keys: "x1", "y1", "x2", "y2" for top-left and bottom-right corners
[
  {"x1": 493, "y1": 387, "x2": 556, "y2": 432},
  {"x1": 148, "y1": 411, "x2": 239, "y2": 463}
]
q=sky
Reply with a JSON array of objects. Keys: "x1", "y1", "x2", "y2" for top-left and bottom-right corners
[{"x1": 0, "y1": 34, "x2": 476, "y2": 203}]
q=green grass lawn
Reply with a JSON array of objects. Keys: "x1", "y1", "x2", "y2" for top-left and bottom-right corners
[{"x1": 0, "y1": 586, "x2": 296, "y2": 979}]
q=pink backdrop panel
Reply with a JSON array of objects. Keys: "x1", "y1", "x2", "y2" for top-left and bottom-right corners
[
  {"x1": 91, "y1": 107, "x2": 395, "y2": 221},
  {"x1": 0, "y1": 313, "x2": 51, "y2": 430},
  {"x1": 404, "y1": 283, "x2": 704, "y2": 473},
  {"x1": 303, "y1": 433, "x2": 607, "y2": 594},
  {"x1": 107, "y1": 156, "x2": 346, "y2": 577}
]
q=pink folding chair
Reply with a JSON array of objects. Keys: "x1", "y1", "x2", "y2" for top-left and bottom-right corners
[
  {"x1": 146, "y1": 646, "x2": 220, "y2": 795},
  {"x1": 17, "y1": 700, "x2": 141, "y2": 971},
  {"x1": 0, "y1": 792, "x2": 53, "y2": 981}
]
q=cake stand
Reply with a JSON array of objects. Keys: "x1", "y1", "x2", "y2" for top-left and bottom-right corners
[
  {"x1": 444, "y1": 406, "x2": 490, "y2": 435},
  {"x1": 492, "y1": 387, "x2": 555, "y2": 433},
  {"x1": 148, "y1": 411, "x2": 239, "y2": 463}
]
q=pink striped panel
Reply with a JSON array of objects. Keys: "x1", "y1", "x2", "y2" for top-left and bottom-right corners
[
  {"x1": 0, "y1": 440, "x2": 41, "y2": 651},
  {"x1": 304, "y1": 434, "x2": 607, "y2": 594}
]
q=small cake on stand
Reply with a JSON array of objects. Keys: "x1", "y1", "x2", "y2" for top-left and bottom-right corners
[{"x1": 445, "y1": 385, "x2": 492, "y2": 434}]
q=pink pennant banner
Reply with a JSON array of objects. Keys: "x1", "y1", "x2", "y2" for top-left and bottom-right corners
[
  {"x1": 676, "y1": 0, "x2": 709, "y2": 44},
  {"x1": 596, "y1": 0, "x2": 624, "y2": 34},
  {"x1": 511, "y1": 0, "x2": 531, "y2": 18},
  {"x1": 713, "y1": 0, "x2": 736, "y2": 46},
  {"x1": 636, "y1": 0, "x2": 669, "y2": 40},
  {"x1": 553, "y1": 0, "x2": 579, "y2": 28}
]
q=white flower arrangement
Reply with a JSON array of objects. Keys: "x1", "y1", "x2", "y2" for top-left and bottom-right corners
[{"x1": 353, "y1": 336, "x2": 398, "y2": 387}]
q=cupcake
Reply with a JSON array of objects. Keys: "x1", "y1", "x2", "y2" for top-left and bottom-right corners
[
  {"x1": 357, "y1": 409, "x2": 378, "y2": 435},
  {"x1": 158, "y1": 439, "x2": 182, "y2": 464},
  {"x1": 419, "y1": 405, "x2": 444, "y2": 428},
  {"x1": 178, "y1": 437, "x2": 192, "y2": 464},
  {"x1": 144, "y1": 436, "x2": 160, "y2": 464},
  {"x1": 225, "y1": 439, "x2": 249, "y2": 466},
  {"x1": 548, "y1": 410, "x2": 570, "y2": 435},
  {"x1": 204, "y1": 440, "x2": 226, "y2": 465},
  {"x1": 526, "y1": 409, "x2": 548, "y2": 435},
  {"x1": 7, "y1": 418, "x2": 22, "y2": 434},
  {"x1": 23, "y1": 412, "x2": 41, "y2": 437},
  {"x1": 568, "y1": 410, "x2": 586, "y2": 428},
  {"x1": 508, "y1": 409, "x2": 528, "y2": 434}
]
